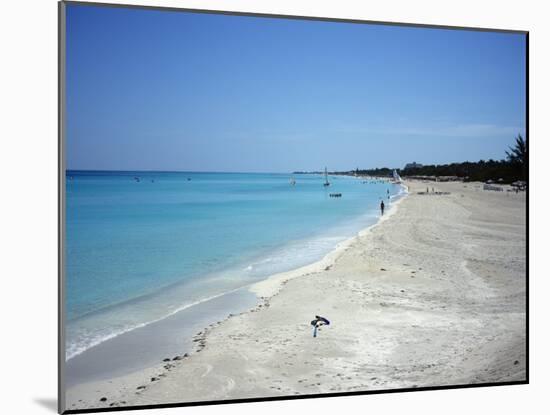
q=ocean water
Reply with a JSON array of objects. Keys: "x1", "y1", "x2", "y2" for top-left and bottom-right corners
[{"x1": 65, "y1": 171, "x2": 404, "y2": 381}]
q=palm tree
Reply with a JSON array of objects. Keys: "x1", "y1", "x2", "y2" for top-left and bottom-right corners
[{"x1": 506, "y1": 134, "x2": 527, "y2": 166}]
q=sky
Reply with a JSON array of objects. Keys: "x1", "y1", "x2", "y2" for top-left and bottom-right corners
[{"x1": 65, "y1": 4, "x2": 526, "y2": 172}]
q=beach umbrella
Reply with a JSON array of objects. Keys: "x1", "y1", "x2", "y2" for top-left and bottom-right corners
[{"x1": 311, "y1": 315, "x2": 330, "y2": 338}]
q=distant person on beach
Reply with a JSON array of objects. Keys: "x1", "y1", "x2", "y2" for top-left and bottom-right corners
[{"x1": 380, "y1": 200, "x2": 385, "y2": 215}]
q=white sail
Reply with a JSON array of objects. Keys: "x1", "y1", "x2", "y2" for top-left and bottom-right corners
[
  {"x1": 392, "y1": 169, "x2": 402, "y2": 183},
  {"x1": 323, "y1": 167, "x2": 330, "y2": 186}
]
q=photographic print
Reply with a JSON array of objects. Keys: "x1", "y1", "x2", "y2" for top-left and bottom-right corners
[{"x1": 59, "y1": 2, "x2": 527, "y2": 412}]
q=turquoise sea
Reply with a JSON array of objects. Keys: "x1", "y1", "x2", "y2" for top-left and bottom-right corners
[{"x1": 65, "y1": 171, "x2": 404, "y2": 384}]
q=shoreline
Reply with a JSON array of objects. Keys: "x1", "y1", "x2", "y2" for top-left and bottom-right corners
[
  {"x1": 65, "y1": 182, "x2": 406, "y2": 390},
  {"x1": 249, "y1": 184, "x2": 408, "y2": 299},
  {"x1": 66, "y1": 180, "x2": 525, "y2": 410},
  {"x1": 65, "y1": 174, "x2": 399, "y2": 368}
]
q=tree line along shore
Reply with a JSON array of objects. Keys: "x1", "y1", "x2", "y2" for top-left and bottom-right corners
[{"x1": 297, "y1": 135, "x2": 527, "y2": 185}]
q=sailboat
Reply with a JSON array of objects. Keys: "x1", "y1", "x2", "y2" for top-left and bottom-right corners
[
  {"x1": 290, "y1": 177, "x2": 296, "y2": 186},
  {"x1": 323, "y1": 167, "x2": 330, "y2": 187},
  {"x1": 392, "y1": 169, "x2": 402, "y2": 183}
]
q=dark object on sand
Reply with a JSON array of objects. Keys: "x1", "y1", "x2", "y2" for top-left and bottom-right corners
[
  {"x1": 100, "y1": 397, "x2": 107, "y2": 402},
  {"x1": 311, "y1": 315, "x2": 330, "y2": 338}
]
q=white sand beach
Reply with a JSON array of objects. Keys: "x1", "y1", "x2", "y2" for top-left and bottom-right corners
[{"x1": 66, "y1": 180, "x2": 526, "y2": 410}]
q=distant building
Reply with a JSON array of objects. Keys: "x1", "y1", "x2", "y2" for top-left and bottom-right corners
[{"x1": 404, "y1": 162, "x2": 423, "y2": 169}]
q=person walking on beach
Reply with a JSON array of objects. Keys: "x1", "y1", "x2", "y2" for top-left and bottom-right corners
[{"x1": 380, "y1": 200, "x2": 385, "y2": 216}]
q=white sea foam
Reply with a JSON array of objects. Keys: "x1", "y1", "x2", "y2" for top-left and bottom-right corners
[{"x1": 66, "y1": 285, "x2": 249, "y2": 360}]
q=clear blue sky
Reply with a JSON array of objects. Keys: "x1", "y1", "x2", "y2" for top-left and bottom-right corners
[{"x1": 65, "y1": 4, "x2": 526, "y2": 172}]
